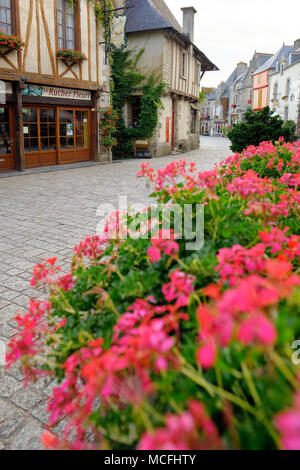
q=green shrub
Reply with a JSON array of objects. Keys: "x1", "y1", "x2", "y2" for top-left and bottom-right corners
[{"x1": 227, "y1": 107, "x2": 296, "y2": 153}]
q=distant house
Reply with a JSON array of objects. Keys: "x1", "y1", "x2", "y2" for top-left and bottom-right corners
[
  {"x1": 200, "y1": 52, "x2": 272, "y2": 135},
  {"x1": 228, "y1": 52, "x2": 272, "y2": 124},
  {"x1": 268, "y1": 39, "x2": 300, "y2": 135},
  {"x1": 124, "y1": 0, "x2": 218, "y2": 156},
  {"x1": 253, "y1": 44, "x2": 294, "y2": 112}
]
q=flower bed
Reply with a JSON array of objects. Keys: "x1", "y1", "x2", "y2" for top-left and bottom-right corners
[
  {"x1": 57, "y1": 48, "x2": 87, "y2": 62},
  {"x1": 0, "y1": 30, "x2": 25, "y2": 51},
  {"x1": 7, "y1": 139, "x2": 300, "y2": 450}
]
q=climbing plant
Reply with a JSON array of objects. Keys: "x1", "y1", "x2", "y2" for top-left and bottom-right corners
[
  {"x1": 111, "y1": 49, "x2": 166, "y2": 159},
  {"x1": 67, "y1": 0, "x2": 114, "y2": 26}
]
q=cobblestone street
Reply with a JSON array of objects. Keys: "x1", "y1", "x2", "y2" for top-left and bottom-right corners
[{"x1": 0, "y1": 136, "x2": 230, "y2": 450}]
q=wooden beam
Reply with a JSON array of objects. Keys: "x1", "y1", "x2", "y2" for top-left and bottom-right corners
[
  {"x1": 13, "y1": 82, "x2": 25, "y2": 172},
  {"x1": 0, "y1": 70, "x2": 105, "y2": 90}
]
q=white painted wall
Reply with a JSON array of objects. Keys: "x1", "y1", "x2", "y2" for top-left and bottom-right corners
[{"x1": 268, "y1": 62, "x2": 300, "y2": 123}]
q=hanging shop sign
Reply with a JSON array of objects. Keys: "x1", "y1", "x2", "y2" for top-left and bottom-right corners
[
  {"x1": 21, "y1": 84, "x2": 91, "y2": 101},
  {"x1": 110, "y1": 13, "x2": 128, "y2": 51}
]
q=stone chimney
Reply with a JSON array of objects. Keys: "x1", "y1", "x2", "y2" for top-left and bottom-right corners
[
  {"x1": 236, "y1": 62, "x2": 247, "y2": 76},
  {"x1": 181, "y1": 7, "x2": 197, "y2": 43},
  {"x1": 294, "y1": 39, "x2": 300, "y2": 51}
]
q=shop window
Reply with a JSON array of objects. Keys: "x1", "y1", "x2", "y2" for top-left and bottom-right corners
[
  {"x1": 60, "y1": 109, "x2": 75, "y2": 149},
  {"x1": 0, "y1": 107, "x2": 11, "y2": 154},
  {"x1": 23, "y1": 109, "x2": 39, "y2": 153},
  {"x1": 75, "y1": 110, "x2": 89, "y2": 149},
  {"x1": 40, "y1": 109, "x2": 56, "y2": 151},
  {"x1": 0, "y1": 0, "x2": 12, "y2": 34},
  {"x1": 57, "y1": 0, "x2": 77, "y2": 50}
]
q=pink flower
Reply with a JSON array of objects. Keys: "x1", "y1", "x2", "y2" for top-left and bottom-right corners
[
  {"x1": 237, "y1": 314, "x2": 277, "y2": 346},
  {"x1": 196, "y1": 342, "x2": 217, "y2": 369},
  {"x1": 147, "y1": 246, "x2": 161, "y2": 262},
  {"x1": 275, "y1": 394, "x2": 300, "y2": 450}
]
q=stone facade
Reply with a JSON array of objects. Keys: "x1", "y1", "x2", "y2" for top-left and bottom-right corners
[
  {"x1": 125, "y1": 0, "x2": 218, "y2": 157},
  {"x1": 268, "y1": 40, "x2": 300, "y2": 135},
  {"x1": 200, "y1": 52, "x2": 272, "y2": 135}
]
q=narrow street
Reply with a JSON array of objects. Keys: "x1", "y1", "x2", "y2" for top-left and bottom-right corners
[{"x1": 0, "y1": 136, "x2": 231, "y2": 449}]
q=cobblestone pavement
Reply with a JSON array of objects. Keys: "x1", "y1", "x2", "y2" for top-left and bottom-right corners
[{"x1": 0, "y1": 136, "x2": 231, "y2": 450}]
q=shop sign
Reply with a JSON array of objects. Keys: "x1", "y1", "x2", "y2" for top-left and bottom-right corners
[
  {"x1": 21, "y1": 84, "x2": 91, "y2": 100},
  {"x1": 110, "y1": 13, "x2": 128, "y2": 51}
]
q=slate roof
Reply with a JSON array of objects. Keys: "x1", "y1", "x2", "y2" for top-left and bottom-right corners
[
  {"x1": 256, "y1": 53, "x2": 273, "y2": 67},
  {"x1": 126, "y1": 0, "x2": 181, "y2": 34},
  {"x1": 254, "y1": 45, "x2": 294, "y2": 74},
  {"x1": 126, "y1": 0, "x2": 218, "y2": 72},
  {"x1": 290, "y1": 52, "x2": 300, "y2": 65}
]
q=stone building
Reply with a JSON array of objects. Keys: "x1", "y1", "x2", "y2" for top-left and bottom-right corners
[
  {"x1": 268, "y1": 39, "x2": 300, "y2": 135},
  {"x1": 228, "y1": 53, "x2": 272, "y2": 125},
  {"x1": 200, "y1": 52, "x2": 272, "y2": 134},
  {"x1": 253, "y1": 44, "x2": 294, "y2": 111},
  {"x1": 0, "y1": 0, "x2": 110, "y2": 174},
  {"x1": 124, "y1": 0, "x2": 218, "y2": 156}
]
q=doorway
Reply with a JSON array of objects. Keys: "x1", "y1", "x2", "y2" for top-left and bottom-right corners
[{"x1": 24, "y1": 106, "x2": 91, "y2": 168}]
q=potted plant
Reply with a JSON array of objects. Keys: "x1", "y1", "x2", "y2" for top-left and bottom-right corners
[
  {"x1": 0, "y1": 30, "x2": 25, "y2": 52},
  {"x1": 57, "y1": 48, "x2": 87, "y2": 63}
]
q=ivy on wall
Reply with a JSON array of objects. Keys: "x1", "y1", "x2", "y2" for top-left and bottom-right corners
[
  {"x1": 111, "y1": 49, "x2": 166, "y2": 159},
  {"x1": 67, "y1": 0, "x2": 113, "y2": 26}
]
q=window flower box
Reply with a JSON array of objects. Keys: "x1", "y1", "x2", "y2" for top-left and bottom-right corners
[
  {"x1": 231, "y1": 103, "x2": 237, "y2": 108},
  {"x1": 248, "y1": 99, "x2": 252, "y2": 104},
  {"x1": 281, "y1": 95, "x2": 288, "y2": 100},
  {"x1": 0, "y1": 30, "x2": 25, "y2": 52},
  {"x1": 57, "y1": 49, "x2": 87, "y2": 63}
]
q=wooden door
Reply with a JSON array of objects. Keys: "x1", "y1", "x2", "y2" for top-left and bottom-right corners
[
  {"x1": 58, "y1": 108, "x2": 90, "y2": 164},
  {"x1": 0, "y1": 105, "x2": 15, "y2": 172},
  {"x1": 24, "y1": 107, "x2": 57, "y2": 168},
  {"x1": 171, "y1": 99, "x2": 175, "y2": 151}
]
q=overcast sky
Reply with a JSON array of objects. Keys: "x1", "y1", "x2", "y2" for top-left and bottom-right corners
[{"x1": 165, "y1": 0, "x2": 300, "y2": 88}]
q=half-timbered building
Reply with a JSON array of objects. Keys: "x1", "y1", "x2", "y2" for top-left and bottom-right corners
[{"x1": 0, "y1": 0, "x2": 110, "y2": 173}]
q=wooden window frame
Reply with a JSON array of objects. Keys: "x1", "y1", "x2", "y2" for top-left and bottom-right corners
[
  {"x1": 181, "y1": 51, "x2": 188, "y2": 79},
  {"x1": 55, "y1": 0, "x2": 81, "y2": 52},
  {"x1": 0, "y1": 0, "x2": 20, "y2": 36}
]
